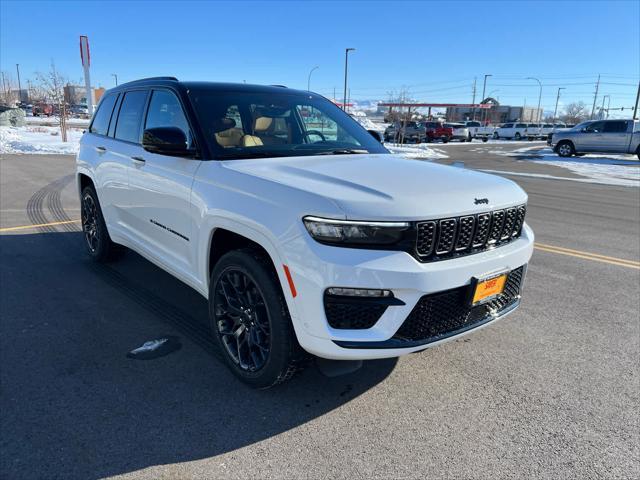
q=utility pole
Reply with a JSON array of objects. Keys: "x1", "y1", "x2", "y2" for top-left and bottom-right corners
[
  {"x1": 1, "y1": 71, "x2": 6, "y2": 98},
  {"x1": 590, "y1": 74, "x2": 600, "y2": 119},
  {"x1": 600, "y1": 95, "x2": 609, "y2": 120},
  {"x1": 343, "y1": 48, "x2": 355, "y2": 111},
  {"x1": 16, "y1": 64, "x2": 22, "y2": 103},
  {"x1": 633, "y1": 81, "x2": 640, "y2": 120},
  {"x1": 471, "y1": 77, "x2": 477, "y2": 120},
  {"x1": 553, "y1": 87, "x2": 565, "y2": 122},
  {"x1": 480, "y1": 74, "x2": 492, "y2": 123},
  {"x1": 606, "y1": 96, "x2": 611, "y2": 119},
  {"x1": 333, "y1": 87, "x2": 336, "y2": 101},
  {"x1": 526, "y1": 77, "x2": 542, "y2": 123}
]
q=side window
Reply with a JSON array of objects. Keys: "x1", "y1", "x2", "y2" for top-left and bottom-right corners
[
  {"x1": 114, "y1": 90, "x2": 148, "y2": 143},
  {"x1": 603, "y1": 121, "x2": 628, "y2": 133},
  {"x1": 503, "y1": 123, "x2": 513, "y2": 128},
  {"x1": 585, "y1": 121, "x2": 605, "y2": 133},
  {"x1": 145, "y1": 90, "x2": 192, "y2": 147},
  {"x1": 89, "y1": 93, "x2": 118, "y2": 135}
]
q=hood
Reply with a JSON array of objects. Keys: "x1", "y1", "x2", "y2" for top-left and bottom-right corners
[{"x1": 222, "y1": 153, "x2": 527, "y2": 220}]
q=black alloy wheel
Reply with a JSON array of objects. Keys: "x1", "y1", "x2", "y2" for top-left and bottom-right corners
[
  {"x1": 213, "y1": 267, "x2": 271, "y2": 372},
  {"x1": 209, "y1": 249, "x2": 305, "y2": 388}
]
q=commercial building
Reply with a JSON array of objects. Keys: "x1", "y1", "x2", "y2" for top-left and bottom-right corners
[
  {"x1": 63, "y1": 85, "x2": 104, "y2": 106},
  {"x1": 447, "y1": 98, "x2": 543, "y2": 124}
]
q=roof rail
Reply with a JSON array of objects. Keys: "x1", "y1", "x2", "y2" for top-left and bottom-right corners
[{"x1": 118, "y1": 76, "x2": 179, "y2": 86}]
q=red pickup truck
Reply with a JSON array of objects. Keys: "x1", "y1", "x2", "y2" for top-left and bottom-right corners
[{"x1": 421, "y1": 121, "x2": 453, "y2": 143}]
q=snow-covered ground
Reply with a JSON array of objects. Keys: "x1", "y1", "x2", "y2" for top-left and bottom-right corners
[
  {"x1": 384, "y1": 143, "x2": 449, "y2": 159},
  {"x1": 25, "y1": 116, "x2": 89, "y2": 126},
  {"x1": 486, "y1": 145, "x2": 639, "y2": 187},
  {"x1": 0, "y1": 126, "x2": 83, "y2": 155}
]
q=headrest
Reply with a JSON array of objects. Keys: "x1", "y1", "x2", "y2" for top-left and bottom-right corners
[
  {"x1": 211, "y1": 117, "x2": 236, "y2": 133},
  {"x1": 254, "y1": 116, "x2": 273, "y2": 132}
]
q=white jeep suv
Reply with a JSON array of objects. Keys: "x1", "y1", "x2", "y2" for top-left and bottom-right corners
[{"x1": 77, "y1": 77, "x2": 534, "y2": 387}]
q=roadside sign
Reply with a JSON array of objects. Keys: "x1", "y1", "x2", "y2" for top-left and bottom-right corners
[
  {"x1": 79, "y1": 35, "x2": 94, "y2": 114},
  {"x1": 80, "y1": 35, "x2": 90, "y2": 67}
]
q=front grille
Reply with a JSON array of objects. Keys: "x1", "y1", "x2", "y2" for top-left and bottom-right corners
[
  {"x1": 416, "y1": 205, "x2": 526, "y2": 262},
  {"x1": 394, "y1": 266, "x2": 524, "y2": 342},
  {"x1": 324, "y1": 297, "x2": 388, "y2": 329}
]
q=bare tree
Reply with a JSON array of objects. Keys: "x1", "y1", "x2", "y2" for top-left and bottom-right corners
[
  {"x1": 561, "y1": 101, "x2": 590, "y2": 124},
  {"x1": 36, "y1": 62, "x2": 68, "y2": 141}
]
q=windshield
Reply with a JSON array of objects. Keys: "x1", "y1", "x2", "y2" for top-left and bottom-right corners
[{"x1": 189, "y1": 89, "x2": 388, "y2": 160}]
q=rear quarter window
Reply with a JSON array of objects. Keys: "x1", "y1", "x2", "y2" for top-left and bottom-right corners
[{"x1": 89, "y1": 93, "x2": 118, "y2": 136}]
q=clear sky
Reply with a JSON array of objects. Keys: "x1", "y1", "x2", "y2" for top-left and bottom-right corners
[{"x1": 1, "y1": 0, "x2": 639, "y2": 114}]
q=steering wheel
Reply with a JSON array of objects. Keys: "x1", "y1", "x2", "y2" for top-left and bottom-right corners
[{"x1": 303, "y1": 130, "x2": 327, "y2": 142}]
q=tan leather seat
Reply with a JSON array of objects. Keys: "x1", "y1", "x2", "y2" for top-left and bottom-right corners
[
  {"x1": 254, "y1": 116, "x2": 273, "y2": 132},
  {"x1": 215, "y1": 128, "x2": 243, "y2": 147},
  {"x1": 241, "y1": 135, "x2": 263, "y2": 147}
]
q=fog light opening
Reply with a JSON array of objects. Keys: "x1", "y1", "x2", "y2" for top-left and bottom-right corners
[{"x1": 326, "y1": 287, "x2": 393, "y2": 298}]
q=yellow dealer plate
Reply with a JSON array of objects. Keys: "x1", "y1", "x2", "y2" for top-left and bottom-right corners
[{"x1": 472, "y1": 273, "x2": 507, "y2": 305}]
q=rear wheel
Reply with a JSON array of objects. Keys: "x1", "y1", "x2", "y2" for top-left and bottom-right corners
[
  {"x1": 515, "y1": 132, "x2": 522, "y2": 140},
  {"x1": 81, "y1": 186, "x2": 124, "y2": 262},
  {"x1": 209, "y1": 249, "x2": 305, "y2": 388},
  {"x1": 556, "y1": 141, "x2": 575, "y2": 157},
  {"x1": 482, "y1": 137, "x2": 488, "y2": 143}
]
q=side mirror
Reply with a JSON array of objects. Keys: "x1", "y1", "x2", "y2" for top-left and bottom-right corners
[
  {"x1": 142, "y1": 127, "x2": 194, "y2": 157},
  {"x1": 368, "y1": 129, "x2": 383, "y2": 143}
]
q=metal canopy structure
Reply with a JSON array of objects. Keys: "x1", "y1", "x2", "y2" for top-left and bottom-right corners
[{"x1": 378, "y1": 103, "x2": 491, "y2": 108}]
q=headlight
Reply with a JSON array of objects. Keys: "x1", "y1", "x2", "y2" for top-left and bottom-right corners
[{"x1": 303, "y1": 216, "x2": 409, "y2": 246}]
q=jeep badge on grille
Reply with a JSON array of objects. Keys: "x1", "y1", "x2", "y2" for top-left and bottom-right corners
[{"x1": 474, "y1": 198, "x2": 489, "y2": 205}]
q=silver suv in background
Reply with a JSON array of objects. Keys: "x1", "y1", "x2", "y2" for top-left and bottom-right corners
[{"x1": 550, "y1": 119, "x2": 640, "y2": 158}]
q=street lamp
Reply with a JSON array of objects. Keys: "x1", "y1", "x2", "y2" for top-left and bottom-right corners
[
  {"x1": 553, "y1": 87, "x2": 565, "y2": 123},
  {"x1": 111, "y1": 73, "x2": 118, "y2": 86},
  {"x1": 526, "y1": 77, "x2": 542, "y2": 123},
  {"x1": 480, "y1": 74, "x2": 492, "y2": 123},
  {"x1": 307, "y1": 66, "x2": 319, "y2": 91},
  {"x1": 343, "y1": 48, "x2": 355, "y2": 111}
]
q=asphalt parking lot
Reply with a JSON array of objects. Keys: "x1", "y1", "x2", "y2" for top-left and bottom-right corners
[{"x1": 1, "y1": 143, "x2": 639, "y2": 479}]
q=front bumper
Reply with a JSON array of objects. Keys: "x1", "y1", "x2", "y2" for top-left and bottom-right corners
[{"x1": 282, "y1": 224, "x2": 534, "y2": 360}]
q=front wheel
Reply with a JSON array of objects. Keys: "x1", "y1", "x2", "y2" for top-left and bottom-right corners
[
  {"x1": 556, "y1": 141, "x2": 575, "y2": 157},
  {"x1": 209, "y1": 249, "x2": 305, "y2": 388},
  {"x1": 515, "y1": 132, "x2": 522, "y2": 140},
  {"x1": 482, "y1": 137, "x2": 488, "y2": 143}
]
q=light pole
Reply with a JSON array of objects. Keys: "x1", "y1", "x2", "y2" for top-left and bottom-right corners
[
  {"x1": 111, "y1": 73, "x2": 118, "y2": 86},
  {"x1": 480, "y1": 74, "x2": 492, "y2": 123},
  {"x1": 16, "y1": 64, "x2": 22, "y2": 104},
  {"x1": 307, "y1": 66, "x2": 319, "y2": 91},
  {"x1": 526, "y1": 77, "x2": 542, "y2": 123},
  {"x1": 553, "y1": 87, "x2": 565, "y2": 123},
  {"x1": 606, "y1": 95, "x2": 611, "y2": 119},
  {"x1": 343, "y1": 48, "x2": 355, "y2": 111}
]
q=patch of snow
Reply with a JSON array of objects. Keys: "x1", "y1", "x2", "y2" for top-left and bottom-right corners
[
  {"x1": 480, "y1": 169, "x2": 639, "y2": 187},
  {"x1": 484, "y1": 146, "x2": 639, "y2": 187},
  {"x1": 384, "y1": 143, "x2": 449, "y2": 160},
  {"x1": 0, "y1": 126, "x2": 82, "y2": 155}
]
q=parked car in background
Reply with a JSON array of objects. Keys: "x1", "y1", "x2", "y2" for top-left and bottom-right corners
[
  {"x1": 70, "y1": 104, "x2": 89, "y2": 118},
  {"x1": 32, "y1": 103, "x2": 53, "y2": 117},
  {"x1": 460, "y1": 120, "x2": 482, "y2": 140},
  {"x1": 445, "y1": 123, "x2": 471, "y2": 142},
  {"x1": 495, "y1": 122, "x2": 529, "y2": 140},
  {"x1": 547, "y1": 124, "x2": 575, "y2": 145},
  {"x1": 422, "y1": 121, "x2": 453, "y2": 143},
  {"x1": 384, "y1": 121, "x2": 425, "y2": 143},
  {"x1": 550, "y1": 119, "x2": 640, "y2": 158},
  {"x1": 473, "y1": 124, "x2": 496, "y2": 142}
]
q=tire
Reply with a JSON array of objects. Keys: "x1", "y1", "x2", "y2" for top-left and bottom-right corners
[
  {"x1": 482, "y1": 137, "x2": 488, "y2": 143},
  {"x1": 81, "y1": 186, "x2": 125, "y2": 262},
  {"x1": 515, "y1": 132, "x2": 522, "y2": 140},
  {"x1": 493, "y1": 132, "x2": 499, "y2": 139},
  {"x1": 209, "y1": 248, "x2": 305, "y2": 388},
  {"x1": 442, "y1": 136, "x2": 449, "y2": 143},
  {"x1": 556, "y1": 141, "x2": 575, "y2": 157},
  {"x1": 636, "y1": 147, "x2": 640, "y2": 160}
]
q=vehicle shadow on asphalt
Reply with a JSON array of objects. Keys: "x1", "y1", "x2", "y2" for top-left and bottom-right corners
[{"x1": 0, "y1": 232, "x2": 397, "y2": 479}]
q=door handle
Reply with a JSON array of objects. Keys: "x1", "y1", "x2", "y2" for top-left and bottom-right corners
[
  {"x1": 96, "y1": 146, "x2": 106, "y2": 152},
  {"x1": 131, "y1": 156, "x2": 146, "y2": 164}
]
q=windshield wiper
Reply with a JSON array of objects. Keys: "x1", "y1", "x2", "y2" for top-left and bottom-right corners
[{"x1": 311, "y1": 149, "x2": 369, "y2": 155}]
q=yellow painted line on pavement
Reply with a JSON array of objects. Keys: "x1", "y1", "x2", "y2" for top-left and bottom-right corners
[
  {"x1": 535, "y1": 243, "x2": 640, "y2": 269},
  {"x1": 0, "y1": 219, "x2": 80, "y2": 232}
]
